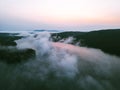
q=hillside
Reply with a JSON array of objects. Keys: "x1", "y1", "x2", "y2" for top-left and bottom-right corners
[
  {"x1": 0, "y1": 29, "x2": 120, "y2": 62},
  {"x1": 52, "y1": 29, "x2": 120, "y2": 56}
]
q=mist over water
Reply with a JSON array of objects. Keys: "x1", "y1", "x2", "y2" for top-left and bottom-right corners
[{"x1": 0, "y1": 32, "x2": 120, "y2": 90}]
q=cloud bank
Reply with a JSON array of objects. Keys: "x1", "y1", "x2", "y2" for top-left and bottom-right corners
[{"x1": 0, "y1": 32, "x2": 120, "y2": 90}]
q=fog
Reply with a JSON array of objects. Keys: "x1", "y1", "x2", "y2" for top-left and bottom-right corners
[{"x1": 0, "y1": 32, "x2": 120, "y2": 90}]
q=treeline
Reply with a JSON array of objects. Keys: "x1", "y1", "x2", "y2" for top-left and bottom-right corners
[
  {"x1": 52, "y1": 29, "x2": 120, "y2": 56},
  {"x1": 0, "y1": 47, "x2": 35, "y2": 64},
  {"x1": 0, "y1": 33, "x2": 35, "y2": 64},
  {"x1": 0, "y1": 29, "x2": 120, "y2": 64},
  {"x1": 0, "y1": 33, "x2": 21, "y2": 46}
]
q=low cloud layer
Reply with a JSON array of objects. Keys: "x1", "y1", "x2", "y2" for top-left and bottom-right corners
[{"x1": 0, "y1": 32, "x2": 120, "y2": 90}]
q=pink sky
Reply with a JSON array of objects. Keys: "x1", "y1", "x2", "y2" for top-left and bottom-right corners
[{"x1": 0, "y1": 0, "x2": 120, "y2": 31}]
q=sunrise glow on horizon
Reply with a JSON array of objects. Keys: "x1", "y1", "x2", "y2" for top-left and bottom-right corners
[{"x1": 0, "y1": 0, "x2": 120, "y2": 31}]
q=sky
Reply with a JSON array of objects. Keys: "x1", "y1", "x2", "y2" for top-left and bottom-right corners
[{"x1": 0, "y1": 0, "x2": 120, "y2": 31}]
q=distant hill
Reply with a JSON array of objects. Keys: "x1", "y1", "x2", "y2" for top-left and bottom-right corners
[
  {"x1": 34, "y1": 29, "x2": 64, "y2": 33},
  {"x1": 52, "y1": 29, "x2": 120, "y2": 56}
]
